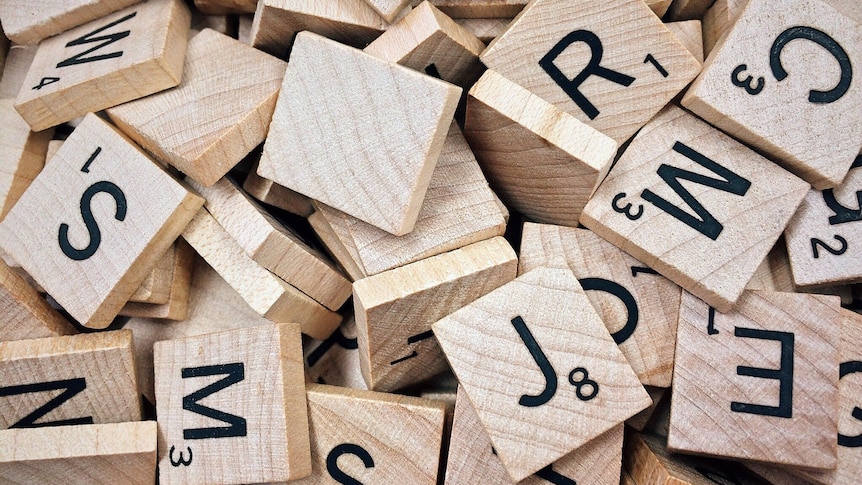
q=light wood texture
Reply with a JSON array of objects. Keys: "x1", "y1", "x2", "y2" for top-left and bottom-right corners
[
  {"x1": 259, "y1": 31, "x2": 460, "y2": 236},
  {"x1": 293, "y1": 384, "x2": 446, "y2": 485},
  {"x1": 746, "y1": 463, "x2": 815, "y2": 485},
  {"x1": 307, "y1": 210, "x2": 368, "y2": 282},
  {"x1": 354, "y1": 236, "x2": 517, "y2": 392},
  {"x1": 249, "y1": 0, "x2": 388, "y2": 58},
  {"x1": 243, "y1": 160, "x2": 314, "y2": 217},
  {"x1": 669, "y1": 290, "x2": 842, "y2": 468},
  {"x1": 0, "y1": 330, "x2": 140, "y2": 428},
  {"x1": 580, "y1": 105, "x2": 809, "y2": 312},
  {"x1": 0, "y1": 44, "x2": 36, "y2": 99},
  {"x1": 120, "y1": 238, "x2": 195, "y2": 321},
  {"x1": 645, "y1": 0, "x2": 673, "y2": 17},
  {"x1": 627, "y1": 386, "x2": 668, "y2": 431},
  {"x1": 432, "y1": 268, "x2": 651, "y2": 481},
  {"x1": 107, "y1": 29, "x2": 287, "y2": 187},
  {"x1": 0, "y1": 421, "x2": 157, "y2": 485},
  {"x1": 519, "y1": 223, "x2": 680, "y2": 387},
  {"x1": 667, "y1": 20, "x2": 704, "y2": 63},
  {"x1": 127, "y1": 243, "x2": 174, "y2": 304},
  {"x1": 0, "y1": 0, "x2": 142, "y2": 45},
  {"x1": 445, "y1": 387, "x2": 624, "y2": 484},
  {"x1": 784, "y1": 160, "x2": 862, "y2": 287},
  {"x1": 188, "y1": 177, "x2": 350, "y2": 311},
  {"x1": 45, "y1": 139, "x2": 64, "y2": 162},
  {"x1": 427, "y1": 0, "x2": 526, "y2": 18},
  {"x1": 194, "y1": 0, "x2": 258, "y2": 14},
  {"x1": 364, "y1": 0, "x2": 412, "y2": 22},
  {"x1": 480, "y1": 0, "x2": 701, "y2": 144},
  {"x1": 365, "y1": 1, "x2": 485, "y2": 89},
  {"x1": 237, "y1": 14, "x2": 254, "y2": 44},
  {"x1": 465, "y1": 69, "x2": 617, "y2": 227},
  {"x1": 154, "y1": 323, "x2": 311, "y2": 484},
  {"x1": 0, "y1": 258, "x2": 75, "y2": 342},
  {"x1": 0, "y1": 113, "x2": 204, "y2": 329},
  {"x1": 452, "y1": 17, "x2": 511, "y2": 43},
  {"x1": 667, "y1": 0, "x2": 716, "y2": 20},
  {"x1": 310, "y1": 123, "x2": 506, "y2": 277},
  {"x1": 304, "y1": 315, "x2": 368, "y2": 389},
  {"x1": 0, "y1": 27, "x2": 7, "y2": 74},
  {"x1": 682, "y1": 0, "x2": 862, "y2": 189},
  {"x1": 626, "y1": 432, "x2": 770, "y2": 485},
  {"x1": 182, "y1": 208, "x2": 341, "y2": 338},
  {"x1": 125, "y1": 257, "x2": 275, "y2": 404},
  {"x1": 189, "y1": 10, "x2": 232, "y2": 36},
  {"x1": 796, "y1": 309, "x2": 862, "y2": 485},
  {"x1": 14, "y1": 0, "x2": 191, "y2": 132},
  {"x1": 0, "y1": 98, "x2": 52, "y2": 220},
  {"x1": 702, "y1": 0, "x2": 748, "y2": 57}
]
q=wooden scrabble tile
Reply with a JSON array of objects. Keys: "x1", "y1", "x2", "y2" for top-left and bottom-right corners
[
  {"x1": 188, "y1": 177, "x2": 350, "y2": 311},
  {"x1": 0, "y1": 258, "x2": 75, "y2": 342},
  {"x1": 702, "y1": 0, "x2": 747, "y2": 57},
  {"x1": 243, "y1": 160, "x2": 314, "y2": 217},
  {"x1": 0, "y1": 330, "x2": 140, "y2": 428},
  {"x1": 0, "y1": 98, "x2": 52, "y2": 220},
  {"x1": 155, "y1": 323, "x2": 310, "y2": 484},
  {"x1": 432, "y1": 268, "x2": 651, "y2": 481},
  {"x1": 668, "y1": 290, "x2": 842, "y2": 469},
  {"x1": 307, "y1": 210, "x2": 368, "y2": 282},
  {"x1": 480, "y1": 0, "x2": 701, "y2": 144},
  {"x1": 452, "y1": 17, "x2": 511, "y2": 44},
  {"x1": 354, "y1": 236, "x2": 517, "y2": 392},
  {"x1": 293, "y1": 384, "x2": 446, "y2": 484},
  {"x1": 0, "y1": 0, "x2": 141, "y2": 45},
  {"x1": 259, "y1": 32, "x2": 460, "y2": 236},
  {"x1": 125, "y1": 257, "x2": 275, "y2": 404},
  {"x1": 127, "y1": 243, "x2": 175, "y2": 305},
  {"x1": 427, "y1": 0, "x2": 526, "y2": 18},
  {"x1": 0, "y1": 114, "x2": 204, "y2": 329},
  {"x1": 182, "y1": 208, "x2": 341, "y2": 338},
  {"x1": 464, "y1": 69, "x2": 618, "y2": 227},
  {"x1": 249, "y1": 0, "x2": 388, "y2": 58},
  {"x1": 107, "y1": 29, "x2": 287, "y2": 187},
  {"x1": 194, "y1": 0, "x2": 258, "y2": 15},
  {"x1": 0, "y1": 421, "x2": 157, "y2": 484},
  {"x1": 580, "y1": 105, "x2": 809, "y2": 312},
  {"x1": 666, "y1": 0, "x2": 716, "y2": 20},
  {"x1": 745, "y1": 463, "x2": 814, "y2": 485},
  {"x1": 445, "y1": 387, "x2": 624, "y2": 485},
  {"x1": 825, "y1": 0, "x2": 862, "y2": 23},
  {"x1": 519, "y1": 223, "x2": 680, "y2": 388},
  {"x1": 784, "y1": 158, "x2": 862, "y2": 287},
  {"x1": 364, "y1": 1, "x2": 485, "y2": 88},
  {"x1": 0, "y1": 44, "x2": 37, "y2": 98},
  {"x1": 626, "y1": 431, "x2": 770, "y2": 485},
  {"x1": 305, "y1": 315, "x2": 368, "y2": 389},
  {"x1": 796, "y1": 309, "x2": 862, "y2": 485},
  {"x1": 311, "y1": 123, "x2": 506, "y2": 278},
  {"x1": 45, "y1": 139, "x2": 64, "y2": 162},
  {"x1": 645, "y1": 0, "x2": 673, "y2": 17},
  {"x1": 667, "y1": 20, "x2": 704, "y2": 63},
  {"x1": 14, "y1": 0, "x2": 191, "y2": 132},
  {"x1": 682, "y1": 0, "x2": 862, "y2": 189},
  {"x1": 120, "y1": 238, "x2": 195, "y2": 321},
  {"x1": 363, "y1": 0, "x2": 412, "y2": 22},
  {"x1": 627, "y1": 386, "x2": 668, "y2": 431}
]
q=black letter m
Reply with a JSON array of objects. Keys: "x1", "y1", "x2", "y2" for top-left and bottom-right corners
[
  {"x1": 181, "y1": 363, "x2": 248, "y2": 440},
  {"x1": 56, "y1": 11, "x2": 137, "y2": 68}
]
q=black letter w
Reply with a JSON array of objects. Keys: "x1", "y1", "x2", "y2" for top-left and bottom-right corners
[
  {"x1": 56, "y1": 11, "x2": 137, "y2": 68},
  {"x1": 181, "y1": 363, "x2": 248, "y2": 440}
]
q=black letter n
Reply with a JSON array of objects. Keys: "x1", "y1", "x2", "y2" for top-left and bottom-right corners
[
  {"x1": 56, "y1": 11, "x2": 137, "y2": 68},
  {"x1": 181, "y1": 363, "x2": 248, "y2": 439}
]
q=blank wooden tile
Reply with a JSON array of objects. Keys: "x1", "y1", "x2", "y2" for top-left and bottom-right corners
[
  {"x1": 188, "y1": 177, "x2": 350, "y2": 311},
  {"x1": 304, "y1": 315, "x2": 368, "y2": 390},
  {"x1": 702, "y1": 0, "x2": 747, "y2": 57},
  {"x1": 0, "y1": 421, "x2": 156, "y2": 485},
  {"x1": 445, "y1": 387, "x2": 624, "y2": 485},
  {"x1": 645, "y1": 0, "x2": 673, "y2": 17},
  {"x1": 107, "y1": 29, "x2": 287, "y2": 187},
  {"x1": 0, "y1": 44, "x2": 37, "y2": 98},
  {"x1": 519, "y1": 223, "x2": 680, "y2": 387},
  {"x1": 0, "y1": 258, "x2": 75, "y2": 342},
  {"x1": 259, "y1": 31, "x2": 460, "y2": 236},
  {"x1": 120, "y1": 238, "x2": 195, "y2": 321},
  {"x1": 365, "y1": 1, "x2": 485, "y2": 88},
  {"x1": 784, "y1": 159, "x2": 862, "y2": 287},
  {"x1": 0, "y1": 98, "x2": 52, "y2": 219},
  {"x1": 452, "y1": 17, "x2": 511, "y2": 43},
  {"x1": 181, "y1": 208, "x2": 342, "y2": 339},
  {"x1": 0, "y1": 0, "x2": 141, "y2": 45},
  {"x1": 307, "y1": 210, "x2": 368, "y2": 282},
  {"x1": 626, "y1": 432, "x2": 770, "y2": 485},
  {"x1": 243, "y1": 160, "x2": 314, "y2": 217},
  {"x1": 364, "y1": 0, "x2": 412, "y2": 22},
  {"x1": 127, "y1": 243, "x2": 175, "y2": 305},
  {"x1": 250, "y1": 0, "x2": 388, "y2": 58},
  {"x1": 14, "y1": 0, "x2": 191, "y2": 131},
  {"x1": 580, "y1": 105, "x2": 809, "y2": 312},
  {"x1": 354, "y1": 236, "x2": 517, "y2": 392},
  {"x1": 432, "y1": 268, "x2": 650, "y2": 481},
  {"x1": 0, "y1": 330, "x2": 140, "y2": 429},
  {"x1": 682, "y1": 0, "x2": 862, "y2": 189},
  {"x1": 667, "y1": 20, "x2": 704, "y2": 63},
  {"x1": 0, "y1": 114, "x2": 204, "y2": 329},
  {"x1": 480, "y1": 0, "x2": 701, "y2": 144},
  {"x1": 465, "y1": 69, "x2": 617, "y2": 227},
  {"x1": 293, "y1": 384, "x2": 446, "y2": 484},
  {"x1": 428, "y1": 0, "x2": 526, "y2": 18},
  {"x1": 194, "y1": 0, "x2": 257, "y2": 14},
  {"x1": 666, "y1": 0, "x2": 715, "y2": 20},
  {"x1": 309, "y1": 122, "x2": 506, "y2": 276},
  {"x1": 669, "y1": 290, "x2": 842, "y2": 469},
  {"x1": 154, "y1": 323, "x2": 310, "y2": 484}
]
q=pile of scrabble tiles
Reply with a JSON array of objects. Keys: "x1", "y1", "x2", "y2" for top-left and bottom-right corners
[{"x1": 0, "y1": 0, "x2": 859, "y2": 483}]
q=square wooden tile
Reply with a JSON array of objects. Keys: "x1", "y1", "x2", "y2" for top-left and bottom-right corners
[{"x1": 0, "y1": 0, "x2": 140, "y2": 45}]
